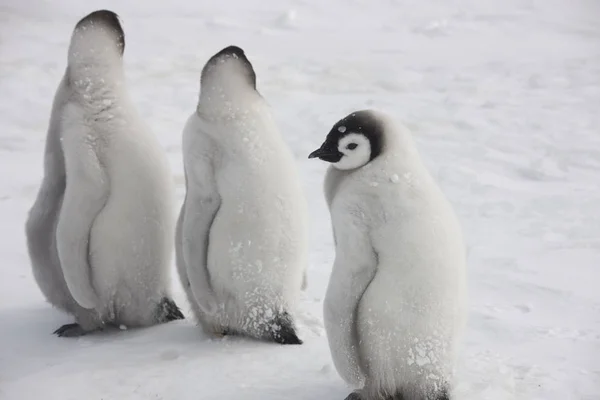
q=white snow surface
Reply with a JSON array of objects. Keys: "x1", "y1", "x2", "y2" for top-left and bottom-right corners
[{"x1": 1, "y1": 0, "x2": 599, "y2": 399}]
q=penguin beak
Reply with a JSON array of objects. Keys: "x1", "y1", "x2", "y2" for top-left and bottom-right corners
[
  {"x1": 308, "y1": 146, "x2": 335, "y2": 160},
  {"x1": 309, "y1": 142, "x2": 343, "y2": 163},
  {"x1": 308, "y1": 148, "x2": 325, "y2": 159}
]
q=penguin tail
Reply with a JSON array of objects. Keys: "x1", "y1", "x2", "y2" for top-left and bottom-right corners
[
  {"x1": 265, "y1": 310, "x2": 303, "y2": 345},
  {"x1": 156, "y1": 297, "x2": 185, "y2": 322}
]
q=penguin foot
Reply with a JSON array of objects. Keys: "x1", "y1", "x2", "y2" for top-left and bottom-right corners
[
  {"x1": 212, "y1": 328, "x2": 230, "y2": 339},
  {"x1": 344, "y1": 391, "x2": 363, "y2": 400},
  {"x1": 435, "y1": 388, "x2": 450, "y2": 400},
  {"x1": 385, "y1": 388, "x2": 447, "y2": 400},
  {"x1": 209, "y1": 325, "x2": 230, "y2": 338},
  {"x1": 265, "y1": 311, "x2": 302, "y2": 345},
  {"x1": 53, "y1": 323, "x2": 90, "y2": 338},
  {"x1": 156, "y1": 297, "x2": 185, "y2": 322},
  {"x1": 344, "y1": 387, "x2": 447, "y2": 400}
]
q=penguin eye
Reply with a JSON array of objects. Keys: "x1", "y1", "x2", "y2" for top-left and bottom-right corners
[{"x1": 346, "y1": 143, "x2": 358, "y2": 150}]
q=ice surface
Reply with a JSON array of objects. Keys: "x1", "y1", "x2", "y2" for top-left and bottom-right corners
[{"x1": 1, "y1": 0, "x2": 599, "y2": 399}]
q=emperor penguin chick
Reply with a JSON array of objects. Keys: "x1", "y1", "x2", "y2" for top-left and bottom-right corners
[
  {"x1": 309, "y1": 110, "x2": 467, "y2": 399},
  {"x1": 24, "y1": 10, "x2": 184, "y2": 337},
  {"x1": 175, "y1": 45, "x2": 308, "y2": 344}
]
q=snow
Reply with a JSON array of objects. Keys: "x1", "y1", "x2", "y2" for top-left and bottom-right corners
[{"x1": 1, "y1": 0, "x2": 599, "y2": 398}]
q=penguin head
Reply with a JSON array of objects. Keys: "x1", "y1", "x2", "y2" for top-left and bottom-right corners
[
  {"x1": 71, "y1": 10, "x2": 125, "y2": 56},
  {"x1": 309, "y1": 110, "x2": 384, "y2": 170},
  {"x1": 201, "y1": 45, "x2": 257, "y2": 91}
]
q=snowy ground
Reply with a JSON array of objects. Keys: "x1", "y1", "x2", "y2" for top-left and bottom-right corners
[{"x1": 1, "y1": 0, "x2": 599, "y2": 399}]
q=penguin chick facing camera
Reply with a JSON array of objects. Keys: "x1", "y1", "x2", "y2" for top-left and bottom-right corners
[
  {"x1": 175, "y1": 45, "x2": 308, "y2": 345},
  {"x1": 25, "y1": 10, "x2": 184, "y2": 338},
  {"x1": 309, "y1": 110, "x2": 467, "y2": 400}
]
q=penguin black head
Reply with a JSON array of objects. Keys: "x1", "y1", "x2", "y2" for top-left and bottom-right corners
[
  {"x1": 200, "y1": 45, "x2": 257, "y2": 90},
  {"x1": 309, "y1": 110, "x2": 385, "y2": 170},
  {"x1": 74, "y1": 10, "x2": 125, "y2": 55}
]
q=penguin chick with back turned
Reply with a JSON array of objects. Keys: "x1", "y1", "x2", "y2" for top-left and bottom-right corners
[
  {"x1": 175, "y1": 45, "x2": 308, "y2": 344},
  {"x1": 309, "y1": 110, "x2": 467, "y2": 399},
  {"x1": 25, "y1": 10, "x2": 184, "y2": 337}
]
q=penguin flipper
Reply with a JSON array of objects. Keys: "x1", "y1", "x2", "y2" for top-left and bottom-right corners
[
  {"x1": 181, "y1": 140, "x2": 221, "y2": 316},
  {"x1": 56, "y1": 118, "x2": 109, "y2": 310},
  {"x1": 323, "y1": 220, "x2": 378, "y2": 384}
]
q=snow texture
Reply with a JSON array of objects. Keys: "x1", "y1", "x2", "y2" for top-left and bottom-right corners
[{"x1": 0, "y1": 0, "x2": 599, "y2": 399}]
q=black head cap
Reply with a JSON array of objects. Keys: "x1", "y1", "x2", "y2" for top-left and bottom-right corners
[
  {"x1": 308, "y1": 110, "x2": 385, "y2": 166},
  {"x1": 74, "y1": 10, "x2": 125, "y2": 54},
  {"x1": 200, "y1": 45, "x2": 257, "y2": 89}
]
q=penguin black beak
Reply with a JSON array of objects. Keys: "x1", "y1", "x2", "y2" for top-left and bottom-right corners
[
  {"x1": 308, "y1": 147, "x2": 335, "y2": 159},
  {"x1": 309, "y1": 142, "x2": 343, "y2": 162},
  {"x1": 308, "y1": 148, "x2": 325, "y2": 159}
]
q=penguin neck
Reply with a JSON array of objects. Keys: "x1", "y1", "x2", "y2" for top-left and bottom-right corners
[
  {"x1": 375, "y1": 133, "x2": 424, "y2": 175},
  {"x1": 197, "y1": 80, "x2": 261, "y2": 120},
  {"x1": 66, "y1": 60, "x2": 125, "y2": 103},
  {"x1": 347, "y1": 130, "x2": 423, "y2": 175},
  {"x1": 66, "y1": 36, "x2": 125, "y2": 101}
]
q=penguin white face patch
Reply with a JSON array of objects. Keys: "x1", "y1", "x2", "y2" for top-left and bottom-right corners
[{"x1": 333, "y1": 133, "x2": 371, "y2": 170}]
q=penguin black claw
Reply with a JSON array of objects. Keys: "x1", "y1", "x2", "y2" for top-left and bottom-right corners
[
  {"x1": 53, "y1": 323, "x2": 89, "y2": 338},
  {"x1": 156, "y1": 297, "x2": 185, "y2": 322},
  {"x1": 266, "y1": 311, "x2": 302, "y2": 345},
  {"x1": 435, "y1": 388, "x2": 450, "y2": 400},
  {"x1": 344, "y1": 392, "x2": 363, "y2": 400}
]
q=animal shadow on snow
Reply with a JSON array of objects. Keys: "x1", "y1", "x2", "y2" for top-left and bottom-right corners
[
  {"x1": 0, "y1": 306, "x2": 348, "y2": 399},
  {"x1": 0, "y1": 307, "x2": 197, "y2": 372}
]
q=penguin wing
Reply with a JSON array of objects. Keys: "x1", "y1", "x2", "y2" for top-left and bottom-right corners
[
  {"x1": 26, "y1": 78, "x2": 69, "y2": 266},
  {"x1": 55, "y1": 117, "x2": 107, "y2": 310},
  {"x1": 323, "y1": 207, "x2": 378, "y2": 385},
  {"x1": 181, "y1": 131, "x2": 221, "y2": 315},
  {"x1": 324, "y1": 166, "x2": 346, "y2": 246},
  {"x1": 324, "y1": 166, "x2": 345, "y2": 210}
]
